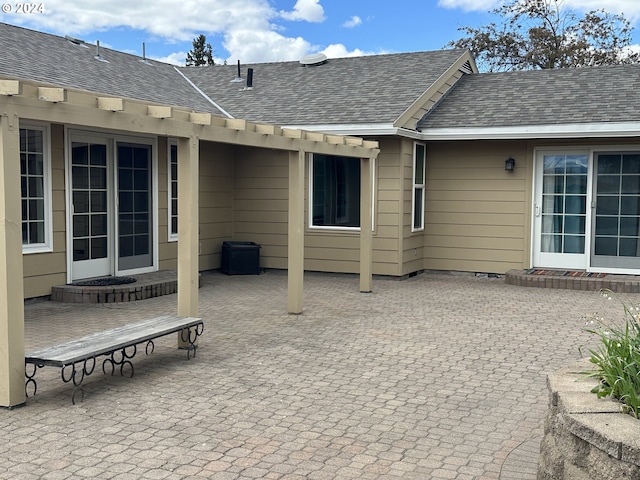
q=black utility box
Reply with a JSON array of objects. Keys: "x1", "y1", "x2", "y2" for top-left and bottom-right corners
[{"x1": 221, "y1": 241, "x2": 261, "y2": 275}]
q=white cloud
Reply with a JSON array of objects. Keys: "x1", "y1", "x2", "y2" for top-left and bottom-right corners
[
  {"x1": 320, "y1": 43, "x2": 378, "y2": 59},
  {"x1": 342, "y1": 16, "x2": 362, "y2": 28},
  {"x1": 438, "y1": 0, "x2": 640, "y2": 20},
  {"x1": 280, "y1": 0, "x2": 326, "y2": 23},
  {"x1": 11, "y1": 0, "x2": 278, "y2": 41},
  {"x1": 437, "y1": 0, "x2": 500, "y2": 12},
  {"x1": 151, "y1": 51, "x2": 188, "y2": 66},
  {"x1": 223, "y1": 28, "x2": 313, "y2": 62}
]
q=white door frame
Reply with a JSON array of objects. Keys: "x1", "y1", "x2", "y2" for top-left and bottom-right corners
[
  {"x1": 532, "y1": 148, "x2": 592, "y2": 270},
  {"x1": 65, "y1": 128, "x2": 159, "y2": 283},
  {"x1": 532, "y1": 145, "x2": 640, "y2": 274}
]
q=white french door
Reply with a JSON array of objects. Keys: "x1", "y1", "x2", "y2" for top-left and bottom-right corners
[
  {"x1": 533, "y1": 149, "x2": 640, "y2": 273},
  {"x1": 533, "y1": 151, "x2": 590, "y2": 270},
  {"x1": 67, "y1": 131, "x2": 155, "y2": 282}
]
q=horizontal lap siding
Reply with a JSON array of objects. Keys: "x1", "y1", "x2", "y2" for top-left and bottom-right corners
[
  {"x1": 423, "y1": 140, "x2": 529, "y2": 274},
  {"x1": 198, "y1": 142, "x2": 234, "y2": 271},
  {"x1": 374, "y1": 138, "x2": 402, "y2": 276},
  {"x1": 400, "y1": 138, "x2": 423, "y2": 275},
  {"x1": 233, "y1": 148, "x2": 289, "y2": 269}
]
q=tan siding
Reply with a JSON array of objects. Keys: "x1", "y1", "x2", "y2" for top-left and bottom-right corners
[
  {"x1": 396, "y1": 137, "x2": 426, "y2": 276},
  {"x1": 197, "y1": 142, "x2": 234, "y2": 271},
  {"x1": 233, "y1": 147, "x2": 289, "y2": 270},
  {"x1": 423, "y1": 140, "x2": 529, "y2": 274},
  {"x1": 372, "y1": 137, "x2": 403, "y2": 276}
]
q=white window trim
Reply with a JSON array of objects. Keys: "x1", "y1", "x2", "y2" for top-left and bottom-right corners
[
  {"x1": 308, "y1": 153, "x2": 376, "y2": 232},
  {"x1": 21, "y1": 122, "x2": 53, "y2": 254},
  {"x1": 168, "y1": 138, "x2": 178, "y2": 242},
  {"x1": 412, "y1": 142, "x2": 426, "y2": 232}
]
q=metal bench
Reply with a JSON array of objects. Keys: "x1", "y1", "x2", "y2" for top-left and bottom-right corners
[{"x1": 25, "y1": 315, "x2": 204, "y2": 404}]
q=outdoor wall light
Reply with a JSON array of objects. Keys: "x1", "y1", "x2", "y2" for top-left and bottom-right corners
[{"x1": 505, "y1": 157, "x2": 515, "y2": 171}]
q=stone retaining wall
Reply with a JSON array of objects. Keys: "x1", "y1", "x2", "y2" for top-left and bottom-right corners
[
  {"x1": 506, "y1": 269, "x2": 640, "y2": 293},
  {"x1": 538, "y1": 359, "x2": 640, "y2": 479}
]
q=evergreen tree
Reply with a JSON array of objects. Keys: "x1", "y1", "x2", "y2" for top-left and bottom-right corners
[{"x1": 186, "y1": 34, "x2": 214, "y2": 66}]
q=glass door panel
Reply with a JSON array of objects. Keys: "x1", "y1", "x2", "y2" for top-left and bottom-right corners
[
  {"x1": 592, "y1": 153, "x2": 640, "y2": 268},
  {"x1": 534, "y1": 153, "x2": 589, "y2": 269},
  {"x1": 117, "y1": 143, "x2": 153, "y2": 271},
  {"x1": 70, "y1": 139, "x2": 110, "y2": 280}
]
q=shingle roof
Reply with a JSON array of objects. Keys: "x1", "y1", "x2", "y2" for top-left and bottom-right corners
[
  {"x1": 418, "y1": 65, "x2": 640, "y2": 129},
  {"x1": 0, "y1": 22, "x2": 225, "y2": 116},
  {"x1": 181, "y1": 50, "x2": 470, "y2": 125}
]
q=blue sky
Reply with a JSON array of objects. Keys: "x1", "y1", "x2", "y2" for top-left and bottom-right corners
[{"x1": 1, "y1": 0, "x2": 640, "y2": 65}]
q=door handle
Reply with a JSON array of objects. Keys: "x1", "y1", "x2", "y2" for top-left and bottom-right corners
[{"x1": 535, "y1": 204, "x2": 540, "y2": 217}]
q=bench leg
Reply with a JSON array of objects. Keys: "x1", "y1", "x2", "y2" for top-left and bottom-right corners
[
  {"x1": 102, "y1": 345, "x2": 136, "y2": 379},
  {"x1": 180, "y1": 323, "x2": 204, "y2": 359},
  {"x1": 61, "y1": 357, "x2": 95, "y2": 404},
  {"x1": 25, "y1": 362, "x2": 41, "y2": 398}
]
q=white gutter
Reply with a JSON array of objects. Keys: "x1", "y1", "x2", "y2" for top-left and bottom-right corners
[
  {"x1": 282, "y1": 121, "x2": 640, "y2": 142},
  {"x1": 282, "y1": 123, "x2": 424, "y2": 140},
  {"x1": 419, "y1": 122, "x2": 640, "y2": 141},
  {"x1": 173, "y1": 67, "x2": 234, "y2": 119}
]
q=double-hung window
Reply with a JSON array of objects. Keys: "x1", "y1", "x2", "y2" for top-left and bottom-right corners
[
  {"x1": 412, "y1": 142, "x2": 426, "y2": 231},
  {"x1": 311, "y1": 154, "x2": 360, "y2": 229},
  {"x1": 168, "y1": 140, "x2": 178, "y2": 241},
  {"x1": 20, "y1": 124, "x2": 52, "y2": 253}
]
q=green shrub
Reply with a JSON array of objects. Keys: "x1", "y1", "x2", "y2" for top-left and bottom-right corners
[{"x1": 581, "y1": 289, "x2": 640, "y2": 418}]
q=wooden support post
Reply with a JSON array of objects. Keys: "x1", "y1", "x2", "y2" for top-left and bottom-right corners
[
  {"x1": 288, "y1": 150, "x2": 305, "y2": 314},
  {"x1": 0, "y1": 111, "x2": 26, "y2": 408},
  {"x1": 177, "y1": 135, "x2": 199, "y2": 346},
  {"x1": 360, "y1": 157, "x2": 373, "y2": 293}
]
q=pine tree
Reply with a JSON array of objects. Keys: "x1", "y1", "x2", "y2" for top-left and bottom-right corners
[{"x1": 186, "y1": 34, "x2": 214, "y2": 66}]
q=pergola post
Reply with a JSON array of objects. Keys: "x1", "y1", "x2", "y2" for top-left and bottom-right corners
[
  {"x1": 288, "y1": 150, "x2": 305, "y2": 314},
  {"x1": 0, "y1": 111, "x2": 26, "y2": 408},
  {"x1": 360, "y1": 157, "x2": 373, "y2": 293},
  {"x1": 177, "y1": 135, "x2": 199, "y2": 345}
]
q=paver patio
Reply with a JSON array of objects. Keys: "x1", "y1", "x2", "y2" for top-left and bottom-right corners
[{"x1": 0, "y1": 270, "x2": 626, "y2": 479}]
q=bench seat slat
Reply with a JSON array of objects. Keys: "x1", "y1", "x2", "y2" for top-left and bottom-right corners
[{"x1": 25, "y1": 315, "x2": 202, "y2": 367}]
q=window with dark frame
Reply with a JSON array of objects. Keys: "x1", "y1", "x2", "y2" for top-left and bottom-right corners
[{"x1": 312, "y1": 154, "x2": 360, "y2": 228}]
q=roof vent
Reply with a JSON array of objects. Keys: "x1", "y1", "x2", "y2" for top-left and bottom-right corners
[
  {"x1": 299, "y1": 53, "x2": 327, "y2": 67},
  {"x1": 140, "y1": 42, "x2": 152, "y2": 65},
  {"x1": 230, "y1": 60, "x2": 243, "y2": 83},
  {"x1": 94, "y1": 40, "x2": 109, "y2": 62},
  {"x1": 65, "y1": 35, "x2": 88, "y2": 47}
]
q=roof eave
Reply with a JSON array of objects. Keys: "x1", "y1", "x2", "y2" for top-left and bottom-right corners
[
  {"x1": 419, "y1": 122, "x2": 640, "y2": 141},
  {"x1": 282, "y1": 124, "x2": 423, "y2": 139}
]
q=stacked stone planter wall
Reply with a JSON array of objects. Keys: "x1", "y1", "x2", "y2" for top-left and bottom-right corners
[{"x1": 538, "y1": 359, "x2": 640, "y2": 479}]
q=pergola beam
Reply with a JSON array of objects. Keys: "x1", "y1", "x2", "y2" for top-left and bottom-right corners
[{"x1": 0, "y1": 81, "x2": 379, "y2": 159}]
